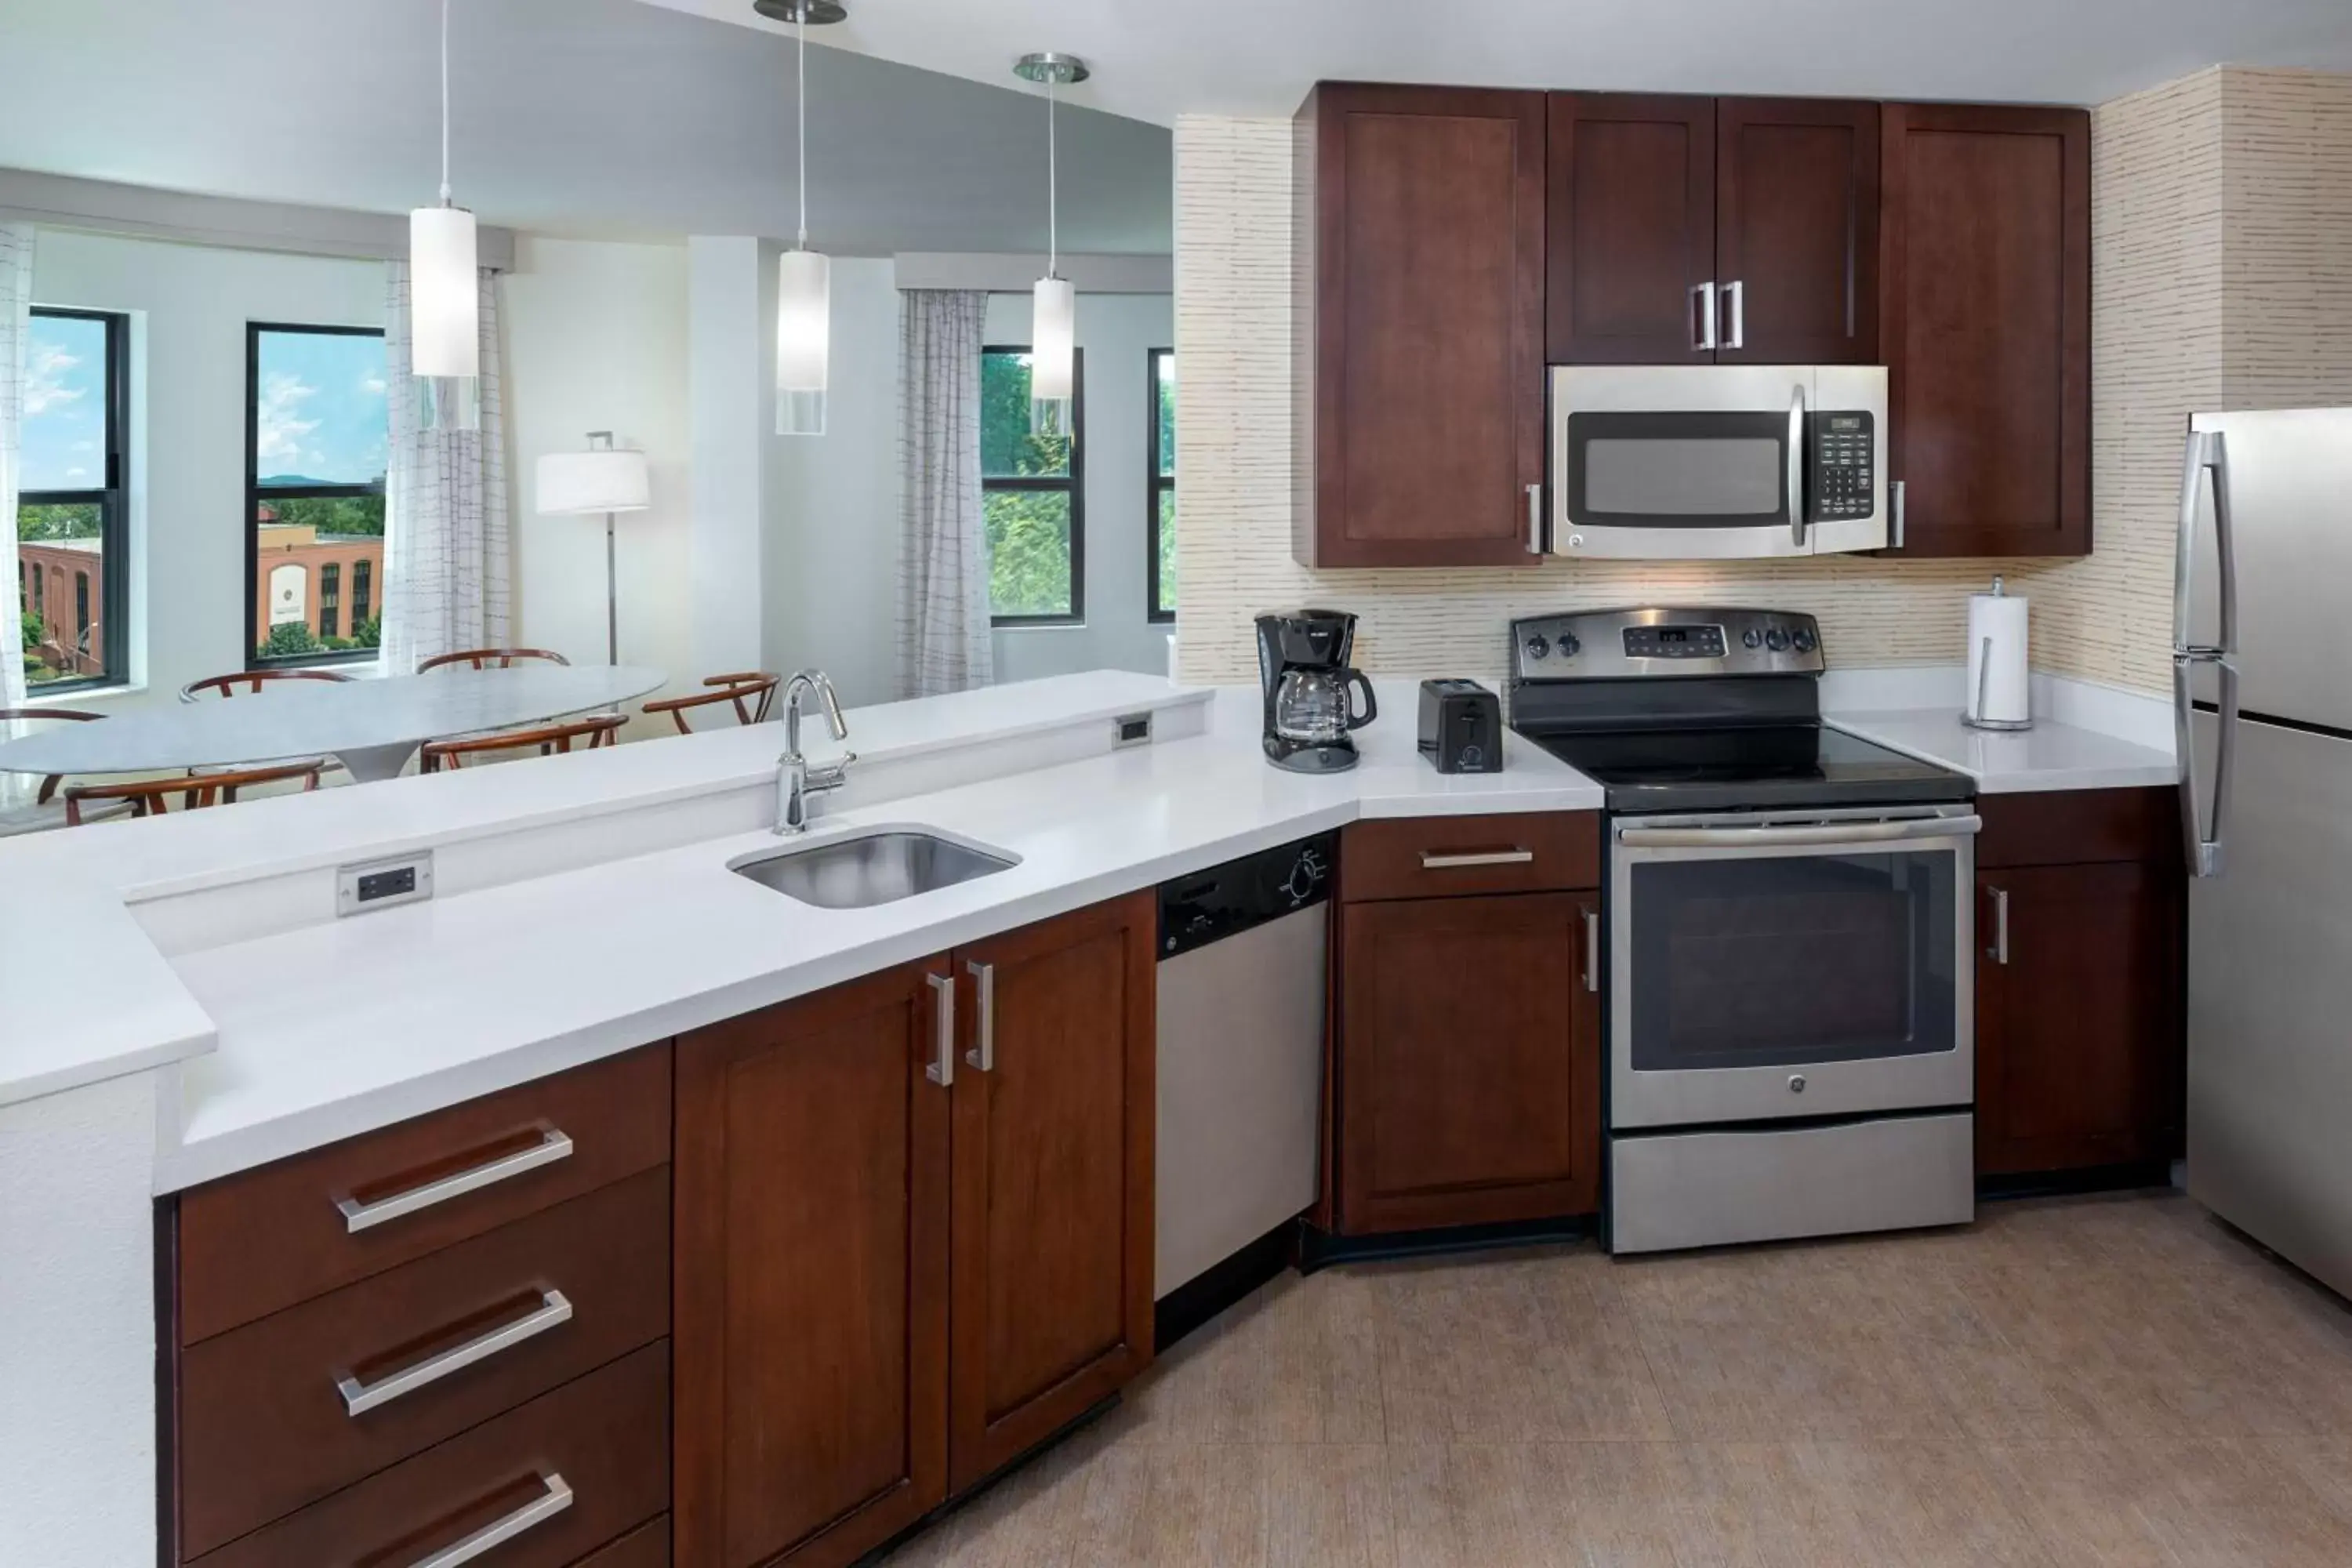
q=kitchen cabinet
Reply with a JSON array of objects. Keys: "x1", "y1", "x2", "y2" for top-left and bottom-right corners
[
  {"x1": 673, "y1": 893, "x2": 1155, "y2": 1563},
  {"x1": 1878, "y1": 102, "x2": 2090, "y2": 557},
  {"x1": 1975, "y1": 789, "x2": 2185, "y2": 1178},
  {"x1": 1547, "y1": 93, "x2": 1878, "y2": 365},
  {"x1": 1293, "y1": 82, "x2": 1548, "y2": 568},
  {"x1": 1333, "y1": 814, "x2": 1604, "y2": 1234}
]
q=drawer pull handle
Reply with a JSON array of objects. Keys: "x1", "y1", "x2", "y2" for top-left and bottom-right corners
[
  {"x1": 1418, "y1": 848, "x2": 1535, "y2": 869},
  {"x1": 407, "y1": 1472, "x2": 574, "y2": 1568},
  {"x1": 336, "y1": 1128, "x2": 575, "y2": 1233},
  {"x1": 338, "y1": 1288, "x2": 573, "y2": 1417}
]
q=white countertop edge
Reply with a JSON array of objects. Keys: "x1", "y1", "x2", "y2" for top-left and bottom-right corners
[
  {"x1": 2, "y1": 1026, "x2": 216, "y2": 1114},
  {"x1": 1824, "y1": 710, "x2": 2180, "y2": 794}
]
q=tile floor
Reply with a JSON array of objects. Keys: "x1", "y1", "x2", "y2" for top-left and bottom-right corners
[{"x1": 881, "y1": 1191, "x2": 2352, "y2": 1566}]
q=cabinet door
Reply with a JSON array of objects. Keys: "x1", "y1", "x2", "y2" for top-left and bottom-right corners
[
  {"x1": 1976, "y1": 863, "x2": 2184, "y2": 1177},
  {"x1": 1300, "y1": 83, "x2": 1546, "y2": 567},
  {"x1": 1715, "y1": 98, "x2": 1879, "y2": 365},
  {"x1": 1546, "y1": 93, "x2": 1715, "y2": 364},
  {"x1": 673, "y1": 960, "x2": 952, "y2": 1568},
  {"x1": 949, "y1": 893, "x2": 1154, "y2": 1491},
  {"x1": 1879, "y1": 103, "x2": 2089, "y2": 557},
  {"x1": 1338, "y1": 892, "x2": 1602, "y2": 1233}
]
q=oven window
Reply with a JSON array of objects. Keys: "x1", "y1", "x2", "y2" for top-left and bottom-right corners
[
  {"x1": 1626, "y1": 849, "x2": 1958, "y2": 1072},
  {"x1": 1564, "y1": 410, "x2": 1788, "y2": 528}
]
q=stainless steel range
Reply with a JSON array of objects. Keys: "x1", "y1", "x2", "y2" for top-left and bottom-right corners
[{"x1": 1509, "y1": 607, "x2": 1980, "y2": 1254}]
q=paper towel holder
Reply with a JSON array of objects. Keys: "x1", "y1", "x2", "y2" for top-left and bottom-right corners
[{"x1": 1961, "y1": 575, "x2": 2034, "y2": 731}]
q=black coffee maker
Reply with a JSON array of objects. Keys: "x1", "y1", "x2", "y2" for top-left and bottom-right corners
[{"x1": 1255, "y1": 608, "x2": 1377, "y2": 772}]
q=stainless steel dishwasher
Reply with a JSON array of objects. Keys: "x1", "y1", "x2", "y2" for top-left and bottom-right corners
[{"x1": 1154, "y1": 833, "x2": 1334, "y2": 1300}]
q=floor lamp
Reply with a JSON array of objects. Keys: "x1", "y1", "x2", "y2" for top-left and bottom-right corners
[{"x1": 535, "y1": 432, "x2": 651, "y2": 665}]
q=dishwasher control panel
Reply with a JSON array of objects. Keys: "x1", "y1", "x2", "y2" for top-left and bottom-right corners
[{"x1": 1156, "y1": 831, "x2": 1336, "y2": 959}]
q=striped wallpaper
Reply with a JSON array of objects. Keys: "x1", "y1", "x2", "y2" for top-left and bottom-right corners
[{"x1": 1171, "y1": 69, "x2": 2352, "y2": 695}]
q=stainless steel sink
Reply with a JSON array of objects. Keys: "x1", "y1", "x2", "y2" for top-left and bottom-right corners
[{"x1": 729, "y1": 829, "x2": 1018, "y2": 909}]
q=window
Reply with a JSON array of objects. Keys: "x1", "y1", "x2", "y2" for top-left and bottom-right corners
[
  {"x1": 247, "y1": 323, "x2": 388, "y2": 666},
  {"x1": 1148, "y1": 348, "x2": 1175, "y2": 623},
  {"x1": 16, "y1": 307, "x2": 128, "y2": 690},
  {"x1": 982, "y1": 345, "x2": 1083, "y2": 624}
]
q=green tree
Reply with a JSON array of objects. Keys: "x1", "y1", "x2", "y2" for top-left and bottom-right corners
[
  {"x1": 20, "y1": 609, "x2": 40, "y2": 654},
  {"x1": 18, "y1": 501, "x2": 101, "y2": 540},
  {"x1": 260, "y1": 494, "x2": 385, "y2": 538},
  {"x1": 979, "y1": 351, "x2": 1076, "y2": 616},
  {"x1": 259, "y1": 621, "x2": 324, "y2": 659},
  {"x1": 355, "y1": 614, "x2": 383, "y2": 650}
]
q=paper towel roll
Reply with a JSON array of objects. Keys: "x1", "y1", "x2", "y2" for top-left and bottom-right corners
[{"x1": 1964, "y1": 582, "x2": 2031, "y2": 729}]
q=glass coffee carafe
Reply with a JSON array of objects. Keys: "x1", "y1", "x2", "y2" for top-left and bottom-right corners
[{"x1": 1273, "y1": 666, "x2": 1378, "y2": 747}]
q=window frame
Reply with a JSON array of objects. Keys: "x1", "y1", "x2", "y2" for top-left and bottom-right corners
[
  {"x1": 982, "y1": 343, "x2": 1086, "y2": 629},
  {"x1": 244, "y1": 321, "x2": 387, "y2": 671},
  {"x1": 17, "y1": 306, "x2": 129, "y2": 694},
  {"x1": 1147, "y1": 346, "x2": 1175, "y2": 625}
]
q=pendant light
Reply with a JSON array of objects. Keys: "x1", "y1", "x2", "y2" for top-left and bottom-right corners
[
  {"x1": 760, "y1": 0, "x2": 846, "y2": 436},
  {"x1": 1014, "y1": 53, "x2": 1089, "y2": 438},
  {"x1": 409, "y1": 0, "x2": 478, "y2": 431}
]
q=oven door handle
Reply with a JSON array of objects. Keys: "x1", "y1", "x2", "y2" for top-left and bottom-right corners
[{"x1": 1617, "y1": 815, "x2": 1981, "y2": 849}]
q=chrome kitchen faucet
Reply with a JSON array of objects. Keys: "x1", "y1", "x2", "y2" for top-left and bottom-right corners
[{"x1": 775, "y1": 670, "x2": 855, "y2": 835}]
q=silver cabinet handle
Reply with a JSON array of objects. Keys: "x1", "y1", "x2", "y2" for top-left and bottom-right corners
[
  {"x1": 336, "y1": 1129, "x2": 573, "y2": 1233},
  {"x1": 1891, "y1": 479, "x2": 1906, "y2": 550},
  {"x1": 1690, "y1": 281, "x2": 1719, "y2": 352},
  {"x1": 1987, "y1": 887, "x2": 2010, "y2": 965},
  {"x1": 1525, "y1": 482, "x2": 1544, "y2": 555},
  {"x1": 1721, "y1": 279, "x2": 1744, "y2": 350},
  {"x1": 926, "y1": 971, "x2": 955, "y2": 1087},
  {"x1": 964, "y1": 960, "x2": 996, "y2": 1072},
  {"x1": 408, "y1": 1473, "x2": 573, "y2": 1568},
  {"x1": 2173, "y1": 428, "x2": 2238, "y2": 656},
  {"x1": 337, "y1": 1289, "x2": 572, "y2": 1417},
  {"x1": 1620, "y1": 814, "x2": 1980, "y2": 849},
  {"x1": 1419, "y1": 848, "x2": 1535, "y2": 869},
  {"x1": 2174, "y1": 649, "x2": 2240, "y2": 879},
  {"x1": 1788, "y1": 381, "x2": 1808, "y2": 548},
  {"x1": 1582, "y1": 909, "x2": 1600, "y2": 994}
]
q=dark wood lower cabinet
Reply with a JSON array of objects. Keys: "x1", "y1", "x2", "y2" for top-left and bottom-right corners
[
  {"x1": 1338, "y1": 890, "x2": 1602, "y2": 1232},
  {"x1": 673, "y1": 959, "x2": 951, "y2": 1568},
  {"x1": 1976, "y1": 860, "x2": 2185, "y2": 1177}
]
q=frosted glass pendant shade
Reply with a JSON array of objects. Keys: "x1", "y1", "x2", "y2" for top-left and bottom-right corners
[
  {"x1": 1029, "y1": 274, "x2": 1075, "y2": 437},
  {"x1": 775, "y1": 247, "x2": 830, "y2": 437},
  {"x1": 408, "y1": 205, "x2": 479, "y2": 379}
]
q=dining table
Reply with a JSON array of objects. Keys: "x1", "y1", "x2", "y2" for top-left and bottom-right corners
[{"x1": 0, "y1": 665, "x2": 668, "y2": 785}]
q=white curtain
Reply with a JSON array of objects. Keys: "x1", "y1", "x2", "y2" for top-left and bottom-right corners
[
  {"x1": 895, "y1": 289, "x2": 992, "y2": 698},
  {"x1": 1, "y1": 223, "x2": 31, "y2": 718},
  {"x1": 380, "y1": 261, "x2": 510, "y2": 674}
]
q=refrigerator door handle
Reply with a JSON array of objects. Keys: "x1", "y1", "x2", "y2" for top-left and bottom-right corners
[
  {"x1": 2176, "y1": 649, "x2": 2240, "y2": 879},
  {"x1": 2173, "y1": 428, "x2": 2238, "y2": 655}
]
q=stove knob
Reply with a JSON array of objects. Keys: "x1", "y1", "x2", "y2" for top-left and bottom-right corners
[
  {"x1": 1558, "y1": 633, "x2": 1581, "y2": 658},
  {"x1": 1765, "y1": 627, "x2": 1791, "y2": 652},
  {"x1": 1742, "y1": 627, "x2": 1764, "y2": 649},
  {"x1": 1524, "y1": 633, "x2": 1551, "y2": 662},
  {"x1": 1792, "y1": 627, "x2": 1817, "y2": 654}
]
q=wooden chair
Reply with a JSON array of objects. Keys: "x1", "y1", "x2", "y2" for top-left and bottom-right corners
[
  {"x1": 181, "y1": 669, "x2": 353, "y2": 702},
  {"x1": 417, "y1": 648, "x2": 572, "y2": 673},
  {"x1": 63, "y1": 759, "x2": 325, "y2": 826},
  {"x1": 419, "y1": 712, "x2": 626, "y2": 773},
  {"x1": 0, "y1": 709, "x2": 135, "y2": 835},
  {"x1": 641, "y1": 672, "x2": 782, "y2": 735}
]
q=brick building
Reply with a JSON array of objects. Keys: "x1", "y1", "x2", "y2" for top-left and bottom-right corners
[
  {"x1": 17, "y1": 536, "x2": 104, "y2": 683},
  {"x1": 251, "y1": 512, "x2": 384, "y2": 650}
]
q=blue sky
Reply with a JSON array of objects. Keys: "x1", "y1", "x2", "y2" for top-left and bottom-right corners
[{"x1": 18, "y1": 313, "x2": 106, "y2": 492}]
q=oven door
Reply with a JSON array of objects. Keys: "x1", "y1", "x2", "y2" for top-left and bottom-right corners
[{"x1": 1610, "y1": 805, "x2": 1978, "y2": 1129}]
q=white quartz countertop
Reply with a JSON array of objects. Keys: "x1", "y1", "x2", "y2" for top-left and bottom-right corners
[{"x1": 1825, "y1": 707, "x2": 2179, "y2": 793}]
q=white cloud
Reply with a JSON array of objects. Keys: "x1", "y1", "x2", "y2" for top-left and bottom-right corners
[
  {"x1": 70, "y1": 439, "x2": 95, "y2": 453},
  {"x1": 360, "y1": 372, "x2": 387, "y2": 397},
  {"x1": 256, "y1": 371, "x2": 321, "y2": 470},
  {"x1": 65, "y1": 466, "x2": 88, "y2": 481},
  {"x1": 24, "y1": 343, "x2": 85, "y2": 416}
]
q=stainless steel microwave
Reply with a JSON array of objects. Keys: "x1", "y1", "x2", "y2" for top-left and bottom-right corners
[{"x1": 1548, "y1": 365, "x2": 1889, "y2": 560}]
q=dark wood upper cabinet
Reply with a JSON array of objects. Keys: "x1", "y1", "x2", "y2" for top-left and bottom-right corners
[
  {"x1": 1715, "y1": 98, "x2": 1880, "y2": 365},
  {"x1": 1546, "y1": 93, "x2": 1715, "y2": 364},
  {"x1": 673, "y1": 959, "x2": 952, "y2": 1568},
  {"x1": 1295, "y1": 83, "x2": 1547, "y2": 567},
  {"x1": 949, "y1": 893, "x2": 1156, "y2": 1491},
  {"x1": 1878, "y1": 102, "x2": 2091, "y2": 557}
]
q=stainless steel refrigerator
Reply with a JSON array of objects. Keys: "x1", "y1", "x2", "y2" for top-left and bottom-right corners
[{"x1": 2177, "y1": 407, "x2": 2352, "y2": 1301}]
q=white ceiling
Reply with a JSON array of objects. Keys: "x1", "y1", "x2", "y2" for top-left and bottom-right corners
[
  {"x1": 648, "y1": 0, "x2": 2352, "y2": 127},
  {"x1": 0, "y1": 0, "x2": 1174, "y2": 252}
]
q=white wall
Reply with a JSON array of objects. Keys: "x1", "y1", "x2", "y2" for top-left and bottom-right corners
[
  {"x1": 503, "y1": 236, "x2": 693, "y2": 706},
  {"x1": 29, "y1": 229, "x2": 383, "y2": 712}
]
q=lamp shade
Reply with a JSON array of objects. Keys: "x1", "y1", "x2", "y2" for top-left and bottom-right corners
[
  {"x1": 408, "y1": 205, "x2": 479, "y2": 379},
  {"x1": 536, "y1": 448, "x2": 651, "y2": 515},
  {"x1": 1029, "y1": 274, "x2": 1076, "y2": 437},
  {"x1": 775, "y1": 247, "x2": 830, "y2": 436}
]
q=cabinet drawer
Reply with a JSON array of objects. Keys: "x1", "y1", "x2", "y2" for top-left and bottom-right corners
[
  {"x1": 180, "y1": 1044, "x2": 672, "y2": 1344},
  {"x1": 1341, "y1": 812, "x2": 1599, "y2": 902},
  {"x1": 181, "y1": 1167, "x2": 670, "y2": 1558},
  {"x1": 188, "y1": 1340, "x2": 670, "y2": 1568},
  {"x1": 1976, "y1": 788, "x2": 2180, "y2": 870},
  {"x1": 579, "y1": 1516, "x2": 670, "y2": 1567}
]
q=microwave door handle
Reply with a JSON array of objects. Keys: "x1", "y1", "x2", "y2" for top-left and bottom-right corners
[{"x1": 1788, "y1": 383, "x2": 1807, "y2": 548}]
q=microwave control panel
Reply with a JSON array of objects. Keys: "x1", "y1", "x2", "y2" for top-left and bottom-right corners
[{"x1": 1809, "y1": 411, "x2": 1876, "y2": 521}]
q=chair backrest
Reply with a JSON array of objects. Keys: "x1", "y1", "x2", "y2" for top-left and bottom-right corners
[
  {"x1": 417, "y1": 648, "x2": 572, "y2": 673},
  {"x1": 419, "y1": 712, "x2": 626, "y2": 771},
  {"x1": 0, "y1": 707, "x2": 104, "y2": 805},
  {"x1": 64, "y1": 758, "x2": 323, "y2": 825},
  {"x1": 183, "y1": 669, "x2": 353, "y2": 701},
  {"x1": 640, "y1": 672, "x2": 782, "y2": 735}
]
